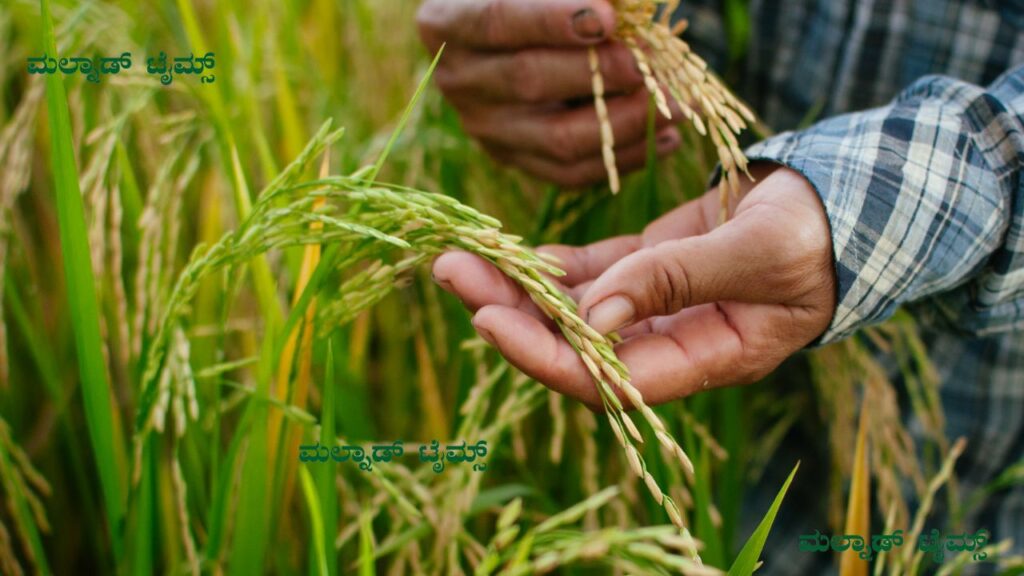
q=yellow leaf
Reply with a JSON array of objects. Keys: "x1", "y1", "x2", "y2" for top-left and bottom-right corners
[{"x1": 840, "y1": 404, "x2": 871, "y2": 576}]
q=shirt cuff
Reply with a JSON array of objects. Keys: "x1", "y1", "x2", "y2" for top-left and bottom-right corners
[{"x1": 734, "y1": 90, "x2": 1008, "y2": 345}]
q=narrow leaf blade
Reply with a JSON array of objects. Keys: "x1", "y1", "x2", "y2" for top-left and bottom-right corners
[
  {"x1": 40, "y1": 0, "x2": 126, "y2": 560},
  {"x1": 728, "y1": 461, "x2": 800, "y2": 576}
]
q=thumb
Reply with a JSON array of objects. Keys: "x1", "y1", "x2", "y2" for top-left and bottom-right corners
[{"x1": 577, "y1": 212, "x2": 801, "y2": 334}]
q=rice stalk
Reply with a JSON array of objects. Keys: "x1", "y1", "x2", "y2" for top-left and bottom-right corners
[
  {"x1": 874, "y1": 503, "x2": 898, "y2": 576},
  {"x1": 334, "y1": 342, "x2": 692, "y2": 575},
  {"x1": 679, "y1": 407, "x2": 728, "y2": 462},
  {"x1": 503, "y1": 526, "x2": 715, "y2": 576},
  {"x1": 0, "y1": 418, "x2": 50, "y2": 575},
  {"x1": 107, "y1": 172, "x2": 132, "y2": 394},
  {"x1": 82, "y1": 128, "x2": 118, "y2": 385},
  {"x1": 895, "y1": 437, "x2": 967, "y2": 576},
  {"x1": 589, "y1": 46, "x2": 619, "y2": 193},
  {"x1": 358, "y1": 507, "x2": 376, "y2": 576},
  {"x1": 413, "y1": 315, "x2": 450, "y2": 438},
  {"x1": 590, "y1": 0, "x2": 755, "y2": 218},
  {"x1": 0, "y1": 79, "x2": 43, "y2": 388},
  {"x1": 476, "y1": 488, "x2": 713, "y2": 575},
  {"x1": 170, "y1": 452, "x2": 200, "y2": 576},
  {"x1": 268, "y1": 153, "x2": 331, "y2": 540},
  {"x1": 0, "y1": 520, "x2": 22, "y2": 576},
  {"x1": 131, "y1": 124, "x2": 204, "y2": 359},
  {"x1": 934, "y1": 539, "x2": 1013, "y2": 576},
  {"x1": 314, "y1": 344, "x2": 340, "y2": 575},
  {"x1": 131, "y1": 124, "x2": 699, "y2": 557},
  {"x1": 810, "y1": 332, "x2": 936, "y2": 533},
  {"x1": 575, "y1": 406, "x2": 601, "y2": 531},
  {"x1": 547, "y1": 392, "x2": 566, "y2": 463}
]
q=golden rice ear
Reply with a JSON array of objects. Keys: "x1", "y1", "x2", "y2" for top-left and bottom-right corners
[
  {"x1": 591, "y1": 2, "x2": 756, "y2": 205},
  {"x1": 624, "y1": 37, "x2": 672, "y2": 119},
  {"x1": 588, "y1": 47, "x2": 620, "y2": 194},
  {"x1": 671, "y1": 18, "x2": 689, "y2": 36}
]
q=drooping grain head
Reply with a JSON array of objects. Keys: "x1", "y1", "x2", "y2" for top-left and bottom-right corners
[{"x1": 591, "y1": 0, "x2": 755, "y2": 219}]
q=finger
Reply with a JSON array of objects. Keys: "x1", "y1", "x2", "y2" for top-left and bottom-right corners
[
  {"x1": 417, "y1": 0, "x2": 615, "y2": 51},
  {"x1": 638, "y1": 161, "x2": 782, "y2": 243},
  {"x1": 538, "y1": 236, "x2": 642, "y2": 286},
  {"x1": 471, "y1": 305, "x2": 600, "y2": 406},
  {"x1": 615, "y1": 301, "x2": 797, "y2": 404},
  {"x1": 540, "y1": 193, "x2": 721, "y2": 288},
  {"x1": 639, "y1": 192, "x2": 719, "y2": 246},
  {"x1": 432, "y1": 251, "x2": 557, "y2": 327},
  {"x1": 490, "y1": 125, "x2": 681, "y2": 188},
  {"x1": 436, "y1": 43, "x2": 643, "y2": 104},
  {"x1": 472, "y1": 302, "x2": 792, "y2": 408},
  {"x1": 578, "y1": 202, "x2": 812, "y2": 334},
  {"x1": 641, "y1": 162, "x2": 784, "y2": 245},
  {"x1": 566, "y1": 280, "x2": 659, "y2": 338},
  {"x1": 566, "y1": 279, "x2": 593, "y2": 302},
  {"x1": 466, "y1": 89, "x2": 679, "y2": 166}
]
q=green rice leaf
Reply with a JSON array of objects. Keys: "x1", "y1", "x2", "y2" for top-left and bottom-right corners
[
  {"x1": 227, "y1": 319, "x2": 277, "y2": 576},
  {"x1": 727, "y1": 461, "x2": 800, "y2": 576},
  {"x1": 358, "y1": 509, "x2": 374, "y2": 576},
  {"x1": 40, "y1": 0, "x2": 126, "y2": 560},
  {"x1": 316, "y1": 340, "x2": 340, "y2": 576},
  {"x1": 367, "y1": 44, "x2": 445, "y2": 182},
  {"x1": 300, "y1": 465, "x2": 330, "y2": 576}
]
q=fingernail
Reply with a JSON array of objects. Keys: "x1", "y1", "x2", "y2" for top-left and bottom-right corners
[
  {"x1": 657, "y1": 131, "x2": 679, "y2": 151},
  {"x1": 432, "y1": 272, "x2": 455, "y2": 294},
  {"x1": 572, "y1": 8, "x2": 606, "y2": 40},
  {"x1": 475, "y1": 325, "x2": 496, "y2": 346},
  {"x1": 586, "y1": 295, "x2": 635, "y2": 334}
]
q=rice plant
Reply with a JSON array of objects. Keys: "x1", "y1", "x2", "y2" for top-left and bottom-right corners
[{"x1": 0, "y1": 0, "x2": 1020, "y2": 575}]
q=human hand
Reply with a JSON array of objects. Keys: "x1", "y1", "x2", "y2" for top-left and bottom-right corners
[
  {"x1": 431, "y1": 165, "x2": 837, "y2": 408},
  {"x1": 416, "y1": 0, "x2": 682, "y2": 188}
]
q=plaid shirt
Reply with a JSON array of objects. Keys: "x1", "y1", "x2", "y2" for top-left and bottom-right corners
[{"x1": 673, "y1": 1, "x2": 1024, "y2": 573}]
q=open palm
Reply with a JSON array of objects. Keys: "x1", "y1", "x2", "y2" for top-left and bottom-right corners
[{"x1": 433, "y1": 164, "x2": 837, "y2": 408}]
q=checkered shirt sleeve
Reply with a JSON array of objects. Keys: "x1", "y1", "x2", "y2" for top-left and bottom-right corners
[{"x1": 741, "y1": 67, "x2": 1024, "y2": 344}]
